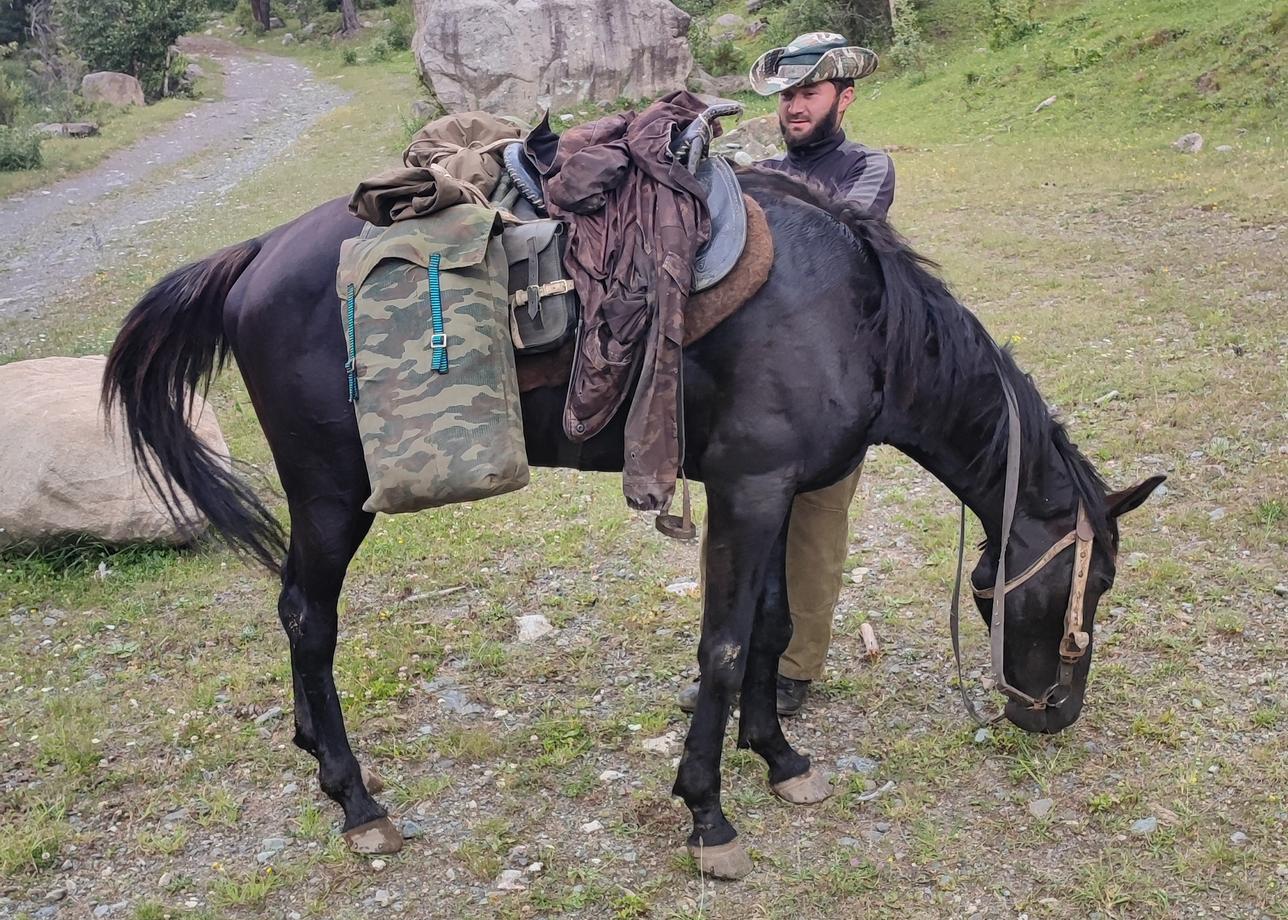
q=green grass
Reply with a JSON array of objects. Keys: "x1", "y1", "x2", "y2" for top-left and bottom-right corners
[{"x1": 1, "y1": 1, "x2": 1285, "y2": 917}]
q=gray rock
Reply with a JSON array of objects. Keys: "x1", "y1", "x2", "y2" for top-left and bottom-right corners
[
  {"x1": 374, "y1": 888, "x2": 393, "y2": 906},
  {"x1": 732, "y1": 150, "x2": 754, "y2": 166},
  {"x1": 837, "y1": 754, "x2": 879, "y2": 775},
  {"x1": 1029, "y1": 797, "x2": 1055, "y2": 819},
  {"x1": 437, "y1": 689, "x2": 485, "y2": 716},
  {"x1": 746, "y1": 0, "x2": 765, "y2": 11},
  {"x1": 399, "y1": 819, "x2": 426, "y2": 839},
  {"x1": 269, "y1": 16, "x2": 285, "y2": 28},
  {"x1": 1208, "y1": 507, "x2": 1226, "y2": 521},
  {"x1": 1034, "y1": 94, "x2": 1057, "y2": 113},
  {"x1": 1216, "y1": 144, "x2": 1233, "y2": 153},
  {"x1": 282, "y1": 33, "x2": 296, "y2": 45},
  {"x1": 494, "y1": 868, "x2": 526, "y2": 891},
  {"x1": 410, "y1": 100, "x2": 438, "y2": 123},
  {"x1": 254, "y1": 705, "x2": 284, "y2": 724},
  {"x1": 44, "y1": 888, "x2": 67, "y2": 902},
  {"x1": 715, "y1": 13, "x2": 744, "y2": 28},
  {"x1": 875, "y1": 821, "x2": 891, "y2": 833},
  {"x1": 1172, "y1": 132, "x2": 1204, "y2": 154},
  {"x1": 1230, "y1": 831, "x2": 1249, "y2": 846},
  {"x1": 261, "y1": 836, "x2": 288, "y2": 852},
  {"x1": 1130, "y1": 816, "x2": 1158, "y2": 836},
  {"x1": 515, "y1": 613, "x2": 554, "y2": 642},
  {"x1": 974, "y1": 728, "x2": 992, "y2": 744},
  {"x1": 412, "y1": 0, "x2": 693, "y2": 115},
  {"x1": 301, "y1": 22, "x2": 317, "y2": 36},
  {"x1": 93, "y1": 904, "x2": 127, "y2": 919},
  {"x1": 36, "y1": 122, "x2": 100, "y2": 138},
  {"x1": 81, "y1": 72, "x2": 145, "y2": 107},
  {"x1": 282, "y1": 782, "x2": 299, "y2": 795}
]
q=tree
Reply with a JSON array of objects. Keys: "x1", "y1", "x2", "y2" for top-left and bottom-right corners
[
  {"x1": 55, "y1": 0, "x2": 201, "y2": 98},
  {"x1": 338, "y1": 0, "x2": 360, "y2": 36},
  {"x1": 250, "y1": 0, "x2": 271, "y2": 31},
  {"x1": 0, "y1": 0, "x2": 29, "y2": 45}
]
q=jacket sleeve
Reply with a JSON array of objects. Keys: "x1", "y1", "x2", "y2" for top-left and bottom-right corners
[{"x1": 842, "y1": 149, "x2": 896, "y2": 219}]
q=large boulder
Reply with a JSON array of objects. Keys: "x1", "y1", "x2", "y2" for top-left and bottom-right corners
[
  {"x1": 412, "y1": 0, "x2": 694, "y2": 115},
  {"x1": 712, "y1": 113, "x2": 783, "y2": 161},
  {"x1": 81, "y1": 72, "x2": 146, "y2": 107},
  {"x1": 0, "y1": 356, "x2": 226, "y2": 549}
]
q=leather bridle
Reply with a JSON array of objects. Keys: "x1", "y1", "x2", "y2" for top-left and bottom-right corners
[{"x1": 947, "y1": 346, "x2": 1099, "y2": 725}]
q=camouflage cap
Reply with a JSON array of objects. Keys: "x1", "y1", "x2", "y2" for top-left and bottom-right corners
[{"x1": 748, "y1": 31, "x2": 879, "y2": 96}]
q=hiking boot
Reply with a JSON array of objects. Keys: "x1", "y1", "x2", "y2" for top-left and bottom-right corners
[
  {"x1": 776, "y1": 676, "x2": 811, "y2": 716},
  {"x1": 677, "y1": 679, "x2": 741, "y2": 714}
]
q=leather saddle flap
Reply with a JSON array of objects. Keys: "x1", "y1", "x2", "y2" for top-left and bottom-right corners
[
  {"x1": 693, "y1": 157, "x2": 746, "y2": 292},
  {"x1": 501, "y1": 218, "x2": 578, "y2": 354}
]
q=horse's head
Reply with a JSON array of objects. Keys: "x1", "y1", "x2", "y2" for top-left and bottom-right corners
[{"x1": 970, "y1": 475, "x2": 1165, "y2": 733}]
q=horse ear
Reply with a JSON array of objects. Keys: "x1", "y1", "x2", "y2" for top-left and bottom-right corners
[{"x1": 1105, "y1": 475, "x2": 1166, "y2": 519}]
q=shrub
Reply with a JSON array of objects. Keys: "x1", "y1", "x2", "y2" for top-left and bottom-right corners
[
  {"x1": 0, "y1": 72, "x2": 23, "y2": 126},
  {"x1": 987, "y1": 0, "x2": 1041, "y2": 50},
  {"x1": 386, "y1": 7, "x2": 413, "y2": 51},
  {"x1": 690, "y1": 20, "x2": 743, "y2": 76},
  {"x1": 773, "y1": 0, "x2": 892, "y2": 49},
  {"x1": 0, "y1": 124, "x2": 41, "y2": 170},
  {"x1": 369, "y1": 37, "x2": 390, "y2": 61},
  {"x1": 233, "y1": 0, "x2": 261, "y2": 33},
  {"x1": 55, "y1": 0, "x2": 203, "y2": 98},
  {"x1": 888, "y1": 0, "x2": 927, "y2": 72},
  {"x1": 341, "y1": 46, "x2": 358, "y2": 65}
]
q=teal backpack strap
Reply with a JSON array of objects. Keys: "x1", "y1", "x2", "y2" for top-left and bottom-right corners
[
  {"x1": 427, "y1": 252, "x2": 449, "y2": 374},
  {"x1": 344, "y1": 283, "x2": 359, "y2": 402}
]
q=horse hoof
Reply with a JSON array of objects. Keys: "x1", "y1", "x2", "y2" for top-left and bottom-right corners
[
  {"x1": 687, "y1": 839, "x2": 752, "y2": 880},
  {"x1": 360, "y1": 764, "x2": 386, "y2": 794},
  {"x1": 771, "y1": 767, "x2": 834, "y2": 805},
  {"x1": 343, "y1": 817, "x2": 403, "y2": 855}
]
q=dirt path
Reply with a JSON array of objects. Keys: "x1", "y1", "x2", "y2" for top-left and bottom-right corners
[{"x1": 0, "y1": 38, "x2": 346, "y2": 321}]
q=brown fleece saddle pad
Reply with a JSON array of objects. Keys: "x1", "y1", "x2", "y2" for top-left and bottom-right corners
[{"x1": 516, "y1": 194, "x2": 773, "y2": 393}]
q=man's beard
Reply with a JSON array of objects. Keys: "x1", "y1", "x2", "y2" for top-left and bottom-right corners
[{"x1": 780, "y1": 96, "x2": 842, "y2": 151}]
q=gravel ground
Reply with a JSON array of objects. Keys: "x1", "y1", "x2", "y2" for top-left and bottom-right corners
[{"x1": 0, "y1": 37, "x2": 346, "y2": 322}]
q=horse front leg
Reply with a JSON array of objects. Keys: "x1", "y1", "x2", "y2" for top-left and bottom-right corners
[
  {"x1": 673, "y1": 477, "x2": 792, "y2": 880},
  {"x1": 736, "y1": 523, "x2": 832, "y2": 805}
]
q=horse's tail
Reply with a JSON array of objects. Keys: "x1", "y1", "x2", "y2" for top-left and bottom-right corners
[{"x1": 103, "y1": 240, "x2": 287, "y2": 574}]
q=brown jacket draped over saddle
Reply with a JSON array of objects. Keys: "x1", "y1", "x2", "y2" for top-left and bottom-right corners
[{"x1": 530, "y1": 90, "x2": 712, "y2": 512}]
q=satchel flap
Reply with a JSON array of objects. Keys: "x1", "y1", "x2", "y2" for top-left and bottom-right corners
[
  {"x1": 501, "y1": 219, "x2": 562, "y2": 267},
  {"x1": 337, "y1": 204, "x2": 502, "y2": 297}
]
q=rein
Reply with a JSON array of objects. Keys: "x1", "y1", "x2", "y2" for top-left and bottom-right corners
[{"x1": 948, "y1": 346, "x2": 1097, "y2": 725}]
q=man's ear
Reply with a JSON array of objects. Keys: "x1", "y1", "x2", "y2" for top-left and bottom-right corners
[
  {"x1": 838, "y1": 85, "x2": 855, "y2": 110},
  {"x1": 1105, "y1": 475, "x2": 1167, "y2": 519}
]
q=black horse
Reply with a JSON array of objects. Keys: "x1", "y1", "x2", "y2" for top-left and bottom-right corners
[{"x1": 103, "y1": 168, "x2": 1161, "y2": 878}]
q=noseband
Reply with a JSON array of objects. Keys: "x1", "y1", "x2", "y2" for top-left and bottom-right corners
[{"x1": 947, "y1": 347, "x2": 1098, "y2": 725}]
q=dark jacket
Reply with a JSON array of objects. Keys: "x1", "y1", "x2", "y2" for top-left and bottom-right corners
[
  {"x1": 530, "y1": 90, "x2": 711, "y2": 512},
  {"x1": 760, "y1": 125, "x2": 895, "y2": 218}
]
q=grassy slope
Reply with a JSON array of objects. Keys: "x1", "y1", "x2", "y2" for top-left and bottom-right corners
[{"x1": 1, "y1": 3, "x2": 1285, "y2": 918}]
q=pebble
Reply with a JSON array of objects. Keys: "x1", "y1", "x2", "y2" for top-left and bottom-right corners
[
  {"x1": 1029, "y1": 798, "x2": 1055, "y2": 819},
  {"x1": 1216, "y1": 144, "x2": 1233, "y2": 152},
  {"x1": 580, "y1": 819, "x2": 604, "y2": 833},
  {"x1": 261, "y1": 836, "x2": 288, "y2": 852},
  {"x1": 437, "y1": 689, "x2": 485, "y2": 716},
  {"x1": 1273, "y1": 584, "x2": 1288, "y2": 598},
  {"x1": 515, "y1": 614, "x2": 555, "y2": 642},
  {"x1": 838, "y1": 836, "x2": 858, "y2": 846},
  {"x1": 93, "y1": 903, "x2": 127, "y2": 918},
  {"x1": 875, "y1": 821, "x2": 891, "y2": 833},
  {"x1": 282, "y1": 782, "x2": 299, "y2": 795},
  {"x1": 598, "y1": 769, "x2": 625, "y2": 782},
  {"x1": 495, "y1": 868, "x2": 526, "y2": 890},
  {"x1": 44, "y1": 888, "x2": 67, "y2": 902},
  {"x1": 1208, "y1": 507, "x2": 1226, "y2": 522},
  {"x1": 664, "y1": 580, "x2": 699, "y2": 597},
  {"x1": 974, "y1": 728, "x2": 991, "y2": 744},
  {"x1": 374, "y1": 889, "x2": 392, "y2": 907},
  {"x1": 254, "y1": 705, "x2": 284, "y2": 725},
  {"x1": 641, "y1": 733, "x2": 680, "y2": 755},
  {"x1": 399, "y1": 819, "x2": 426, "y2": 839},
  {"x1": 837, "y1": 754, "x2": 879, "y2": 774},
  {"x1": 1230, "y1": 831, "x2": 1249, "y2": 847},
  {"x1": 1130, "y1": 816, "x2": 1158, "y2": 836},
  {"x1": 371, "y1": 858, "x2": 387, "y2": 871}
]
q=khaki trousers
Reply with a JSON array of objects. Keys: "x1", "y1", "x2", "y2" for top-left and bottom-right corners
[{"x1": 700, "y1": 465, "x2": 863, "y2": 682}]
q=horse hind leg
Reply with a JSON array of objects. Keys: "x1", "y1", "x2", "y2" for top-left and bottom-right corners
[{"x1": 276, "y1": 494, "x2": 401, "y2": 854}]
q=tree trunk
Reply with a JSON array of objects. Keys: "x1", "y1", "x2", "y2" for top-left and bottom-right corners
[
  {"x1": 339, "y1": 0, "x2": 361, "y2": 36},
  {"x1": 250, "y1": 0, "x2": 271, "y2": 30}
]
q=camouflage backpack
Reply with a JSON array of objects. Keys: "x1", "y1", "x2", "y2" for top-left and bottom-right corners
[{"x1": 336, "y1": 204, "x2": 529, "y2": 514}]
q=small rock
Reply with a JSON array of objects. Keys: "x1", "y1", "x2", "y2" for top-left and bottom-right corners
[
  {"x1": 559, "y1": 114, "x2": 575, "y2": 123},
  {"x1": 838, "y1": 836, "x2": 858, "y2": 846},
  {"x1": 1034, "y1": 95, "x2": 1057, "y2": 113},
  {"x1": 641, "y1": 734, "x2": 679, "y2": 755},
  {"x1": 837, "y1": 754, "x2": 879, "y2": 775},
  {"x1": 1230, "y1": 831, "x2": 1249, "y2": 847},
  {"x1": 261, "y1": 836, "x2": 288, "y2": 853},
  {"x1": 1172, "y1": 132, "x2": 1204, "y2": 154},
  {"x1": 1208, "y1": 507, "x2": 1226, "y2": 522},
  {"x1": 598, "y1": 769, "x2": 625, "y2": 782},
  {"x1": 1029, "y1": 797, "x2": 1055, "y2": 819},
  {"x1": 1130, "y1": 816, "x2": 1158, "y2": 836},
  {"x1": 44, "y1": 888, "x2": 67, "y2": 902},
  {"x1": 282, "y1": 32, "x2": 296, "y2": 45},
  {"x1": 715, "y1": 13, "x2": 744, "y2": 28},
  {"x1": 495, "y1": 868, "x2": 526, "y2": 891},
  {"x1": 874, "y1": 821, "x2": 891, "y2": 833},
  {"x1": 282, "y1": 782, "x2": 299, "y2": 795},
  {"x1": 580, "y1": 819, "x2": 603, "y2": 833},
  {"x1": 93, "y1": 904, "x2": 127, "y2": 919},
  {"x1": 1272, "y1": 584, "x2": 1287, "y2": 598},
  {"x1": 399, "y1": 819, "x2": 426, "y2": 839},
  {"x1": 374, "y1": 888, "x2": 392, "y2": 906},
  {"x1": 733, "y1": 150, "x2": 754, "y2": 166},
  {"x1": 1094, "y1": 389, "x2": 1119, "y2": 404},
  {"x1": 254, "y1": 705, "x2": 284, "y2": 725},
  {"x1": 974, "y1": 728, "x2": 991, "y2": 744},
  {"x1": 1216, "y1": 144, "x2": 1233, "y2": 153},
  {"x1": 515, "y1": 614, "x2": 554, "y2": 642},
  {"x1": 371, "y1": 858, "x2": 387, "y2": 871},
  {"x1": 664, "y1": 580, "x2": 699, "y2": 597}
]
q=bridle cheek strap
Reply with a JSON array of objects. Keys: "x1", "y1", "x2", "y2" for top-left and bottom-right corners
[{"x1": 948, "y1": 343, "x2": 1097, "y2": 724}]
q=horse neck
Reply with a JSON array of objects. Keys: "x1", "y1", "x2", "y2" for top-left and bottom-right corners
[{"x1": 875, "y1": 372, "x2": 1070, "y2": 548}]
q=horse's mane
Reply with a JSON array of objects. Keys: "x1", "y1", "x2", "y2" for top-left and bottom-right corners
[{"x1": 735, "y1": 166, "x2": 1110, "y2": 540}]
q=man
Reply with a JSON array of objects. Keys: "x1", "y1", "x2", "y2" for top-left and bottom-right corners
[{"x1": 679, "y1": 32, "x2": 894, "y2": 717}]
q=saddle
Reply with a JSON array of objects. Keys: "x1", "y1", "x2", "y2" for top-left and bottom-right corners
[{"x1": 501, "y1": 103, "x2": 747, "y2": 292}]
